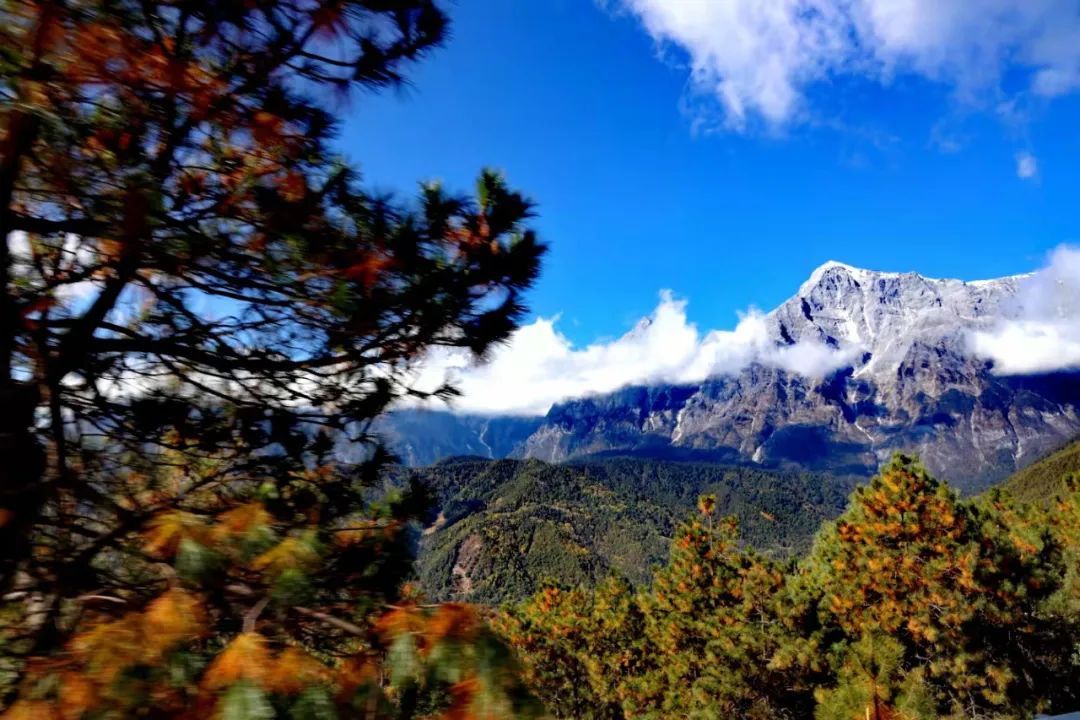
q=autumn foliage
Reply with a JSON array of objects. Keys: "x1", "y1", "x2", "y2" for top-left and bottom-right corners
[
  {"x1": 5, "y1": 496, "x2": 538, "y2": 718},
  {"x1": 0, "y1": 0, "x2": 545, "y2": 717},
  {"x1": 501, "y1": 456, "x2": 1080, "y2": 720}
]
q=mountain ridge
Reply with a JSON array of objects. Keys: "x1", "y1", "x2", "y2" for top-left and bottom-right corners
[{"x1": 378, "y1": 261, "x2": 1080, "y2": 492}]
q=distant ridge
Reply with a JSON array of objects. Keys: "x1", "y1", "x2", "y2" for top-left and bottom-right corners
[{"x1": 378, "y1": 262, "x2": 1080, "y2": 492}]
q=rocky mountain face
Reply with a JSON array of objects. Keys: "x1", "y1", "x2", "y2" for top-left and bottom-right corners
[{"x1": 379, "y1": 263, "x2": 1080, "y2": 492}]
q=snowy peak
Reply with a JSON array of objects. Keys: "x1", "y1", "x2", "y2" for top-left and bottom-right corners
[
  {"x1": 797, "y1": 260, "x2": 892, "y2": 296},
  {"x1": 799, "y1": 260, "x2": 1023, "y2": 293},
  {"x1": 775, "y1": 262, "x2": 1025, "y2": 376}
]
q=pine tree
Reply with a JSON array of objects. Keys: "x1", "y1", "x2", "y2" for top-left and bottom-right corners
[
  {"x1": 3, "y1": 486, "x2": 541, "y2": 718},
  {"x1": 1049, "y1": 473, "x2": 1080, "y2": 610},
  {"x1": 631, "y1": 500, "x2": 794, "y2": 719},
  {"x1": 812, "y1": 632, "x2": 936, "y2": 720},
  {"x1": 806, "y1": 455, "x2": 1069, "y2": 719},
  {"x1": 0, "y1": 0, "x2": 545, "y2": 716},
  {"x1": 496, "y1": 579, "x2": 635, "y2": 720},
  {"x1": 504, "y1": 461, "x2": 1080, "y2": 720},
  {"x1": 1029, "y1": 472, "x2": 1080, "y2": 713},
  {"x1": 500, "y1": 498, "x2": 808, "y2": 719}
]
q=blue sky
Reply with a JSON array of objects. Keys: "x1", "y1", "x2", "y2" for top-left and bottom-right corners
[{"x1": 342, "y1": 0, "x2": 1080, "y2": 348}]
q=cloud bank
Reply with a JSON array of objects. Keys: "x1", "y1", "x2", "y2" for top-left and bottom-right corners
[
  {"x1": 614, "y1": 0, "x2": 1080, "y2": 130},
  {"x1": 410, "y1": 292, "x2": 855, "y2": 416},
  {"x1": 971, "y1": 245, "x2": 1080, "y2": 375}
]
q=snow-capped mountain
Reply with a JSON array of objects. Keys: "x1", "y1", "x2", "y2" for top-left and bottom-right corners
[
  {"x1": 379, "y1": 262, "x2": 1080, "y2": 491},
  {"x1": 770, "y1": 260, "x2": 1025, "y2": 375}
]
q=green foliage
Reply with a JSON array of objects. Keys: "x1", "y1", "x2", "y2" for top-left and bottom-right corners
[
  {"x1": 999, "y1": 438, "x2": 1080, "y2": 506},
  {"x1": 1043, "y1": 474, "x2": 1080, "y2": 650},
  {"x1": 1, "y1": 489, "x2": 542, "y2": 719},
  {"x1": 175, "y1": 537, "x2": 223, "y2": 585},
  {"x1": 503, "y1": 454, "x2": 1080, "y2": 720},
  {"x1": 813, "y1": 634, "x2": 936, "y2": 720},
  {"x1": 414, "y1": 456, "x2": 856, "y2": 603},
  {"x1": 289, "y1": 688, "x2": 339, "y2": 720},
  {"x1": 633, "y1": 515, "x2": 793, "y2": 719},
  {"x1": 220, "y1": 683, "x2": 276, "y2": 720},
  {"x1": 495, "y1": 578, "x2": 641, "y2": 720}
]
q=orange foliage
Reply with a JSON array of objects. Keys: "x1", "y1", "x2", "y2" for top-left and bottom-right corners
[
  {"x1": 252, "y1": 535, "x2": 317, "y2": 574},
  {"x1": 276, "y1": 171, "x2": 307, "y2": 202},
  {"x1": 252, "y1": 111, "x2": 287, "y2": 147},
  {"x1": 0, "y1": 700, "x2": 62, "y2": 720},
  {"x1": 211, "y1": 502, "x2": 271, "y2": 541},
  {"x1": 143, "y1": 510, "x2": 207, "y2": 558},
  {"x1": 443, "y1": 676, "x2": 482, "y2": 720},
  {"x1": 428, "y1": 603, "x2": 481, "y2": 646},
  {"x1": 335, "y1": 656, "x2": 380, "y2": 702},
  {"x1": 143, "y1": 589, "x2": 206, "y2": 659},
  {"x1": 375, "y1": 605, "x2": 427, "y2": 642},
  {"x1": 201, "y1": 632, "x2": 272, "y2": 690},
  {"x1": 56, "y1": 671, "x2": 98, "y2": 720},
  {"x1": 343, "y1": 250, "x2": 396, "y2": 292},
  {"x1": 265, "y1": 647, "x2": 332, "y2": 695},
  {"x1": 71, "y1": 614, "x2": 144, "y2": 685}
]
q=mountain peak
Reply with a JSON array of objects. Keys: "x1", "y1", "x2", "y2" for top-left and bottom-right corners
[
  {"x1": 800, "y1": 260, "x2": 894, "y2": 295},
  {"x1": 813, "y1": 259, "x2": 862, "y2": 275},
  {"x1": 803, "y1": 260, "x2": 1027, "y2": 291},
  {"x1": 778, "y1": 260, "x2": 1025, "y2": 377}
]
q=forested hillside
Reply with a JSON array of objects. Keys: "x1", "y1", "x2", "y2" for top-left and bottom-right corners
[
  {"x1": 499, "y1": 456, "x2": 1080, "y2": 720},
  {"x1": 1000, "y1": 438, "x2": 1080, "y2": 506},
  {"x1": 411, "y1": 457, "x2": 856, "y2": 602}
]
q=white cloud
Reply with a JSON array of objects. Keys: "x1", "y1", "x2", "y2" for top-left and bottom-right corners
[
  {"x1": 408, "y1": 291, "x2": 857, "y2": 415},
  {"x1": 970, "y1": 245, "x2": 1080, "y2": 374},
  {"x1": 1015, "y1": 151, "x2": 1039, "y2": 179},
  {"x1": 614, "y1": 0, "x2": 1080, "y2": 130}
]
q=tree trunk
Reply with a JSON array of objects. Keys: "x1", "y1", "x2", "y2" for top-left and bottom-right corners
[
  {"x1": 0, "y1": 4, "x2": 52, "y2": 594},
  {"x1": 0, "y1": 381, "x2": 44, "y2": 593}
]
